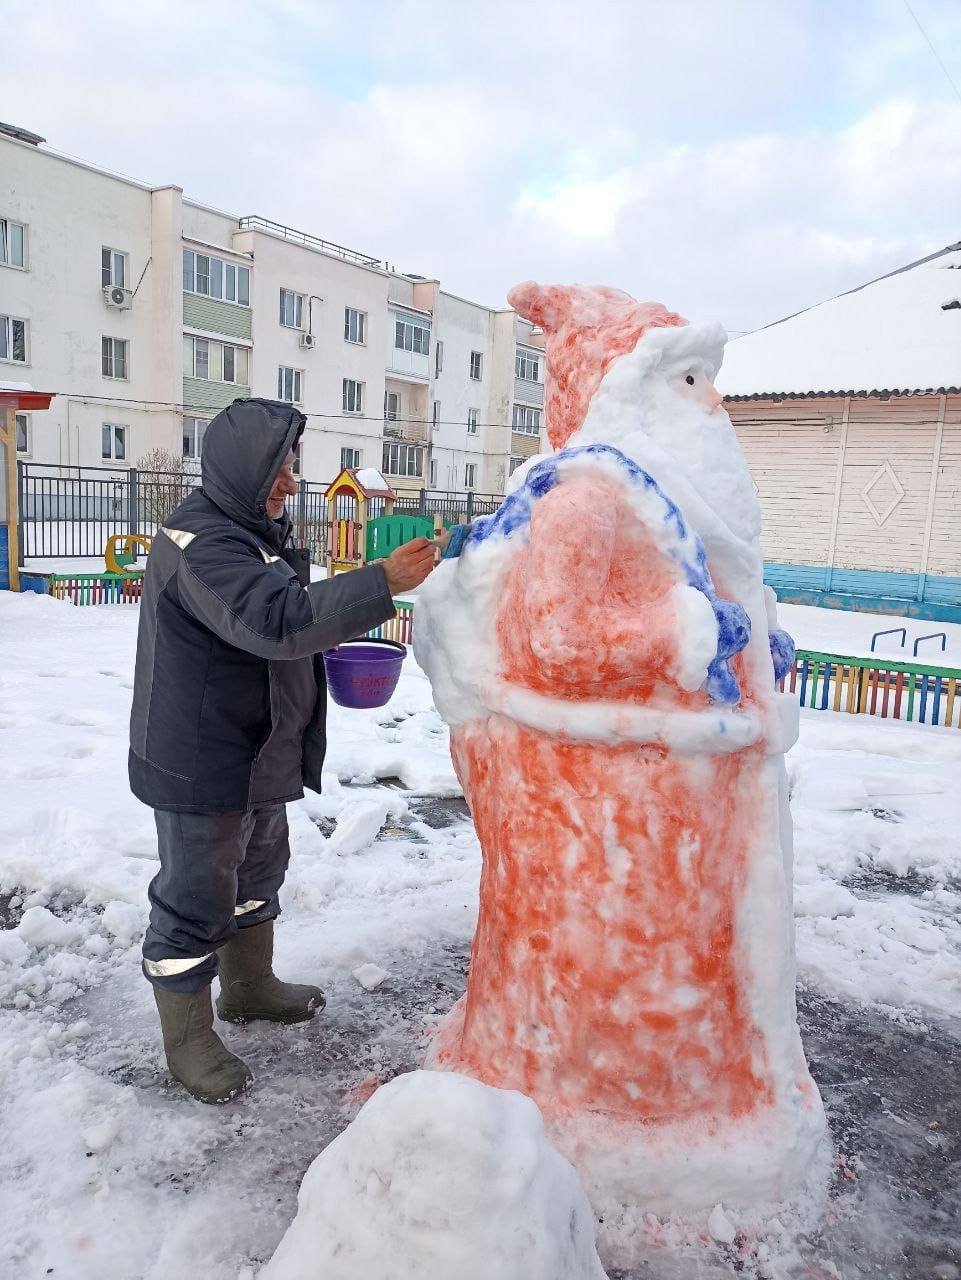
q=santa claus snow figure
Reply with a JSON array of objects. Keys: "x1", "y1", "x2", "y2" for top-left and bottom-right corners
[{"x1": 413, "y1": 283, "x2": 827, "y2": 1218}]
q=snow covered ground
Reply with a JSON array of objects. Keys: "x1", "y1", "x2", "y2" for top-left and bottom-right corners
[
  {"x1": 781, "y1": 601, "x2": 961, "y2": 666},
  {"x1": 0, "y1": 591, "x2": 959, "y2": 1279}
]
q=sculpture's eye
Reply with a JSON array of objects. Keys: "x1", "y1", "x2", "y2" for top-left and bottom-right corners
[{"x1": 685, "y1": 374, "x2": 695, "y2": 386}]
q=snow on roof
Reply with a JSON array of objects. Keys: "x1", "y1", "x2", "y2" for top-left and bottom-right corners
[
  {"x1": 355, "y1": 467, "x2": 393, "y2": 494},
  {"x1": 718, "y1": 241, "x2": 961, "y2": 400}
]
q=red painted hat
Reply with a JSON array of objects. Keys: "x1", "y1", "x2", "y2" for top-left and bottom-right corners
[{"x1": 507, "y1": 282, "x2": 687, "y2": 451}]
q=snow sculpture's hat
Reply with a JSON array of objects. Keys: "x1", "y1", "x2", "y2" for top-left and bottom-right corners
[{"x1": 508, "y1": 282, "x2": 687, "y2": 450}]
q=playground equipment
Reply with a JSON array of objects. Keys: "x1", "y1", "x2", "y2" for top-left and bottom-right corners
[
  {"x1": 0, "y1": 385, "x2": 55, "y2": 592},
  {"x1": 104, "y1": 532, "x2": 153, "y2": 576},
  {"x1": 913, "y1": 631, "x2": 947, "y2": 658},
  {"x1": 871, "y1": 627, "x2": 907, "y2": 653},
  {"x1": 325, "y1": 467, "x2": 395, "y2": 575},
  {"x1": 324, "y1": 465, "x2": 460, "y2": 577},
  {"x1": 323, "y1": 638, "x2": 407, "y2": 709}
]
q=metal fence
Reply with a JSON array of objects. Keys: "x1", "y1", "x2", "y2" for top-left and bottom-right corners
[{"x1": 17, "y1": 462, "x2": 504, "y2": 562}]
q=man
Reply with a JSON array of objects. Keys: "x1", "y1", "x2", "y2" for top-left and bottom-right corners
[{"x1": 129, "y1": 398, "x2": 434, "y2": 1103}]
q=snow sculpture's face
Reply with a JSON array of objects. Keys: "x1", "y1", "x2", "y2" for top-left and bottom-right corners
[{"x1": 581, "y1": 324, "x2": 761, "y2": 548}]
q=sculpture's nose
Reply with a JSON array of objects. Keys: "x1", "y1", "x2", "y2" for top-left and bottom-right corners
[{"x1": 704, "y1": 385, "x2": 725, "y2": 413}]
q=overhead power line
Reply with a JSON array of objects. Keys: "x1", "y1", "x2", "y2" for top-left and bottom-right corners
[{"x1": 903, "y1": 0, "x2": 961, "y2": 106}]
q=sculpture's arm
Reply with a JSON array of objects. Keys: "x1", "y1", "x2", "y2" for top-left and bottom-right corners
[{"x1": 520, "y1": 480, "x2": 719, "y2": 692}]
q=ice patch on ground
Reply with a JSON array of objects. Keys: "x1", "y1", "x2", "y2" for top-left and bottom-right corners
[{"x1": 261, "y1": 1070, "x2": 607, "y2": 1280}]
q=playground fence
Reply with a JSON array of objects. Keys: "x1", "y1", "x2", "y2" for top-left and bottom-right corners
[{"x1": 17, "y1": 462, "x2": 500, "y2": 564}]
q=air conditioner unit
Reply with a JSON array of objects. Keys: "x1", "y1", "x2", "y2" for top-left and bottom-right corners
[
  {"x1": 103, "y1": 285, "x2": 133, "y2": 310},
  {"x1": 300, "y1": 332, "x2": 316, "y2": 349}
]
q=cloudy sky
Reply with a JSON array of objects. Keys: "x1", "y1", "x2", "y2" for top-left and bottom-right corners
[{"x1": 6, "y1": 0, "x2": 961, "y2": 333}]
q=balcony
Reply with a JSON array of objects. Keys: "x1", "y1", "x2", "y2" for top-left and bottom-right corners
[
  {"x1": 513, "y1": 374, "x2": 544, "y2": 406},
  {"x1": 388, "y1": 307, "x2": 432, "y2": 382}
]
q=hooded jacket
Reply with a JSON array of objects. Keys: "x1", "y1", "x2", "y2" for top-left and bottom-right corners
[{"x1": 128, "y1": 398, "x2": 396, "y2": 812}]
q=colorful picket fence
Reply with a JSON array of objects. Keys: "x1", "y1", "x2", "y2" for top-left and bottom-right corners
[
  {"x1": 47, "y1": 572, "x2": 144, "y2": 605},
  {"x1": 785, "y1": 649, "x2": 961, "y2": 729},
  {"x1": 367, "y1": 600, "x2": 415, "y2": 646}
]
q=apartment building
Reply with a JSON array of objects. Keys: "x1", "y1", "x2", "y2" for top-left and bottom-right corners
[{"x1": 0, "y1": 123, "x2": 547, "y2": 493}]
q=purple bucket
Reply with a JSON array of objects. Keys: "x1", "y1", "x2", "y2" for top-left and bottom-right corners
[{"x1": 323, "y1": 638, "x2": 407, "y2": 709}]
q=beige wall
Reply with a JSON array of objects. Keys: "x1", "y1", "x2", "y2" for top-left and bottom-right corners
[{"x1": 728, "y1": 394, "x2": 961, "y2": 584}]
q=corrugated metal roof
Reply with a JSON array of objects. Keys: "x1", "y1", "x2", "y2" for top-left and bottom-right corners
[{"x1": 717, "y1": 241, "x2": 961, "y2": 400}]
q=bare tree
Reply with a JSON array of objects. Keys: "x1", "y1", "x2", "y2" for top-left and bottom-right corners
[{"x1": 136, "y1": 448, "x2": 198, "y2": 530}]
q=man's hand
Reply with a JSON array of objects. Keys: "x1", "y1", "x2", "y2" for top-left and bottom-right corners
[{"x1": 382, "y1": 537, "x2": 436, "y2": 595}]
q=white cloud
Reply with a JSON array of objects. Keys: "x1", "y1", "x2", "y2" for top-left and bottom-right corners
[{"x1": 4, "y1": 0, "x2": 961, "y2": 330}]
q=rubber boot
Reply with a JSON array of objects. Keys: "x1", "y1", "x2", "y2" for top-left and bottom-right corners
[
  {"x1": 216, "y1": 919, "x2": 326, "y2": 1025},
  {"x1": 153, "y1": 986, "x2": 252, "y2": 1104}
]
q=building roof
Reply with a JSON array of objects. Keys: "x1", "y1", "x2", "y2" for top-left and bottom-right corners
[{"x1": 718, "y1": 241, "x2": 961, "y2": 401}]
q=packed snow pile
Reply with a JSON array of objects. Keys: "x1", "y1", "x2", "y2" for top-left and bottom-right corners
[{"x1": 261, "y1": 1070, "x2": 607, "y2": 1280}]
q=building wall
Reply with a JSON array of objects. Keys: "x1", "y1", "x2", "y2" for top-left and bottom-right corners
[
  {"x1": 728, "y1": 393, "x2": 961, "y2": 611},
  {"x1": 3, "y1": 131, "x2": 541, "y2": 498},
  {"x1": 1, "y1": 135, "x2": 179, "y2": 468},
  {"x1": 430, "y1": 290, "x2": 494, "y2": 492},
  {"x1": 233, "y1": 227, "x2": 394, "y2": 482}
]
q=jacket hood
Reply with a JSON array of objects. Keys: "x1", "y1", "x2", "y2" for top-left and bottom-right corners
[{"x1": 201, "y1": 399, "x2": 305, "y2": 547}]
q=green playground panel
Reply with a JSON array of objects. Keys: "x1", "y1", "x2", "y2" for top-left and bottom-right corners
[{"x1": 365, "y1": 514, "x2": 435, "y2": 562}]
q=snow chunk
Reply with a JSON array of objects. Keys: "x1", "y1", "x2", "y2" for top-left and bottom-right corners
[
  {"x1": 16, "y1": 906, "x2": 81, "y2": 949},
  {"x1": 707, "y1": 1202, "x2": 737, "y2": 1244},
  {"x1": 326, "y1": 799, "x2": 389, "y2": 857},
  {"x1": 794, "y1": 880, "x2": 857, "y2": 920},
  {"x1": 0, "y1": 932, "x2": 29, "y2": 967},
  {"x1": 102, "y1": 900, "x2": 143, "y2": 946},
  {"x1": 352, "y1": 963, "x2": 389, "y2": 991},
  {"x1": 262, "y1": 1071, "x2": 606, "y2": 1280}
]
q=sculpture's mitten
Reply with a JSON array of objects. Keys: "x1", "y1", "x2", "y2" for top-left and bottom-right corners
[
  {"x1": 769, "y1": 628, "x2": 796, "y2": 683},
  {"x1": 704, "y1": 598, "x2": 751, "y2": 706}
]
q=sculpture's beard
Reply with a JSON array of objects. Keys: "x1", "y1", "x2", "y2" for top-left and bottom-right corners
[{"x1": 608, "y1": 393, "x2": 762, "y2": 552}]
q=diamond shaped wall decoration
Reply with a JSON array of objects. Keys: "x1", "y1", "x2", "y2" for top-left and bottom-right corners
[{"x1": 861, "y1": 460, "x2": 905, "y2": 526}]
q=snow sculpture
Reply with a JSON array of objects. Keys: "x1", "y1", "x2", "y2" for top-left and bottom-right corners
[
  {"x1": 261, "y1": 1071, "x2": 607, "y2": 1280},
  {"x1": 414, "y1": 283, "x2": 827, "y2": 1214}
]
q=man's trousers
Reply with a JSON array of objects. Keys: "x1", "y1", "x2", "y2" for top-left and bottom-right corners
[{"x1": 142, "y1": 805, "x2": 290, "y2": 993}]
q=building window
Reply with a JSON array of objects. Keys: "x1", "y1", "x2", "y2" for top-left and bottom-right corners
[
  {"x1": 384, "y1": 390, "x2": 401, "y2": 422},
  {"x1": 432, "y1": 400, "x2": 441, "y2": 429},
  {"x1": 185, "y1": 337, "x2": 247, "y2": 383},
  {"x1": 465, "y1": 463, "x2": 477, "y2": 490},
  {"x1": 102, "y1": 336, "x2": 129, "y2": 380},
  {"x1": 512, "y1": 404, "x2": 541, "y2": 434},
  {"x1": 101, "y1": 247, "x2": 127, "y2": 288},
  {"x1": 182, "y1": 249, "x2": 250, "y2": 306},
  {"x1": 394, "y1": 316, "x2": 430, "y2": 355},
  {"x1": 0, "y1": 218, "x2": 26, "y2": 269},
  {"x1": 382, "y1": 442, "x2": 424, "y2": 478},
  {"x1": 515, "y1": 350, "x2": 541, "y2": 382},
  {"x1": 467, "y1": 409, "x2": 479, "y2": 434},
  {"x1": 344, "y1": 307, "x2": 367, "y2": 344},
  {"x1": 429, "y1": 458, "x2": 438, "y2": 486},
  {"x1": 470, "y1": 351, "x2": 483, "y2": 381},
  {"x1": 101, "y1": 423, "x2": 127, "y2": 461},
  {"x1": 221, "y1": 343, "x2": 249, "y2": 384},
  {"x1": 15, "y1": 413, "x2": 30, "y2": 455},
  {"x1": 278, "y1": 367, "x2": 303, "y2": 404},
  {"x1": 0, "y1": 315, "x2": 27, "y2": 363},
  {"x1": 182, "y1": 417, "x2": 210, "y2": 459},
  {"x1": 343, "y1": 378, "x2": 364, "y2": 414},
  {"x1": 509, "y1": 456, "x2": 525, "y2": 476},
  {"x1": 341, "y1": 447, "x2": 362, "y2": 470},
  {"x1": 435, "y1": 340, "x2": 444, "y2": 375},
  {"x1": 279, "y1": 288, "x2": 305, "y2": 329}
]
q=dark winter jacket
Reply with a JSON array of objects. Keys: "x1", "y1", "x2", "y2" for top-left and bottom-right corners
[{"x1": 128, "y1": 398, "x2": 396, "y2": 812}]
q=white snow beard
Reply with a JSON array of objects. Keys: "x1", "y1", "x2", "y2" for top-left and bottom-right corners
[{"x1": 574, "y1": 323, "x2": 762, "y2": 549}]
